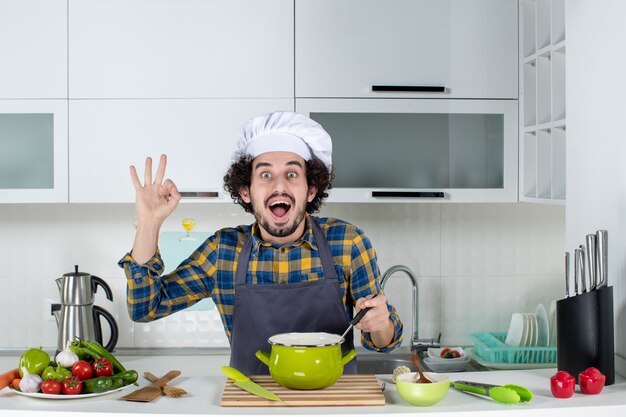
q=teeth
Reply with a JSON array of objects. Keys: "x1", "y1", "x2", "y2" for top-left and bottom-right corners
[{"x1": 270, "y1": 200, "x2": 291, "y2": 207}]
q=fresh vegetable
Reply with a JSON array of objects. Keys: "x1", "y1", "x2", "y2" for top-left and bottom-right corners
[
  {"x1": 41, "y1": 365, "x2": 72, "y2": 382},
  {"x1": 93, "y1": 358, "x2": 114, "y2": 377},
  {"x1": 0, "y1": 368, "x2": 20, "y2": 390},
  {"x1": 55, "y1": 341, "x2": 79, "y2": 368},
  {"x1": 440, "y1": 348, "x2": 461, "y2": 359},
  {"x1": 70, "y1": 339, "x2": 126, "y2": 373},
  {"x1": 82, "y1": 376, "x2": 113, "y2": 393},
  {"x1": 41, "y1": 379, "x2": 63, "y2": 395},
  {"x1": 114, "y1": 369, "x2": 139, "y2": 386},
  {"x1": 110, "y1": 376, "x2": 124, "y2": 390},
  {"x1": 10, "y1": 378, "x2": 21, "y2": 390},
  {"x1": 550, "y1": 370, "x2": 575, "y2": 398},
  {"x1": 18, "y1": 348, "x2": 50, "y2": 377},
  {"x1": 579, "y1": 367, "x2": 606, "y2": 395},
  {"x1": 72, "y1": 360, "x2": 93, "y2": 381},
  {"x1": 62, "y1": 376, "x2": 83, "y2": 395},
  {"x1": 19, "y1": 368, "x2": 43, "y2": 393}
]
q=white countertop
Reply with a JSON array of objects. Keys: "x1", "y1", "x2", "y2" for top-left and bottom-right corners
[{"x1": 1, "y1": 353, "x2": 625, "y2": 417}]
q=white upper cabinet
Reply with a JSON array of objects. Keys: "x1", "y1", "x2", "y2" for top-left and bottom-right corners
[
  {"x1": 69, "y1": 0, "x2": 293, "y2": 99},
  {"x1": 69, "y1": 99, "x2": 294, "y2": 203},
  {"x1": 0, "y1": 0, "x2": 67, "y2": 99},
  {"x1": 296, "y1": 0, "x2": 518, "y2": 99}
]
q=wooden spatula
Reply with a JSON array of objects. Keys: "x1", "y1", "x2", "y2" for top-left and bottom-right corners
[{"x1": 121, "y1": 370, "x2": 181, "y2": 402}]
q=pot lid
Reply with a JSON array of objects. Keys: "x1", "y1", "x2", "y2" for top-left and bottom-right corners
[{"x1": 268, "y1": 332, "x2": 342, "y2": 347}]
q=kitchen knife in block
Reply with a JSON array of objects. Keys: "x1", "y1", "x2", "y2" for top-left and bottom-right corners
[
  {"x1": 121, "y1": 370, "x2": 181, "y2": 402},
  {"x1": 221, "y1": 366, "x2": 281, "y2": 401}
]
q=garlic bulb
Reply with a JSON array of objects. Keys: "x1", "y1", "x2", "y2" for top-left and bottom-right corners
[
  {"x1": 55, "y1": 341, "x2": 79, "y2": 368},
  {"x1": 19, "y1": 368, "x2": 42, "y2": 393}
]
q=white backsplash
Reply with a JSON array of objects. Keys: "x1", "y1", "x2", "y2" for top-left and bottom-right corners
[{"x1": 0, "y1": 202, "x2": 564, "y2": 349}]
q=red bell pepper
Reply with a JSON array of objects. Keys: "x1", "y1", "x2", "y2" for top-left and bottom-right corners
[
  {"x1": 579, "y1": 367, "x2": 605, "y2": 395},
  {"x1": 550, "y1": 370, "x2": 576, "y2": 398}
]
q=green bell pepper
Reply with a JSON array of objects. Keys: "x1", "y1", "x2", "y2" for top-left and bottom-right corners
[{"x1": 41, "y1": 365, "x2": 72, "y2": 382}]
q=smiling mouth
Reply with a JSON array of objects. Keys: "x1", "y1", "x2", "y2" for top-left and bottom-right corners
[{"x1": 267, "y1": 198, "x2": 293, "y2": 221}]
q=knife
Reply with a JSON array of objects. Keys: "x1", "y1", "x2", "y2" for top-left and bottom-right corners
[
  {"x1": 577, "y1": 246, "x2": 587, "y2": 293},
  {"x1": 564, "y1": 252, "x2": 570, "y2": 297},
  {"x1": 221, "y1": 366, "x2": 281, "y2": 402},
  {"x1": 574, "y1": 248, "x2": 581, "y2": 295},
  {"x1": 585, "y1": 234, "x2": 597, "y2": 290},
  {"x1": 596, "y1": 230, "x2": 608, "y2": 288}
]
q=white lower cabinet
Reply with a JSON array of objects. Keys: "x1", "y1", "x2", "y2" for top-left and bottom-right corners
[
  {"x1": 69, "y1": 99, "x2": 294, "y2": 203},
  {"x1": 0, "y1": 100, "x2": 68, "y2": 203}
]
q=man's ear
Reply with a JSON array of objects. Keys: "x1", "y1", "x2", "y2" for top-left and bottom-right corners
[
  {"x1": 239, "y1": 187, "x2": 251, "y2": 203},
  {"x1": 307, "y1": 186, "x2": 317, "y2": 202}
]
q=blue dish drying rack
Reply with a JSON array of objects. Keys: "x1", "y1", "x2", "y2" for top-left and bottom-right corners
[{"x1": 468, "y1": 332, "x2": 557, "y2": 364}]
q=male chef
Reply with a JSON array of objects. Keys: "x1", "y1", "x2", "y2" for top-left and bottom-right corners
[{"x1": 119, "y1": 111, "x2": 403, "y2": 374}]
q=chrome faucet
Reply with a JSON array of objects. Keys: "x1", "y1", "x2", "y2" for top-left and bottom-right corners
[{"x1": 380, "y1": 265, "x2": 440, "y2": 353}]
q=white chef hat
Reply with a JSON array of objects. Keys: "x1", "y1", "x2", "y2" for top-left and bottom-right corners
[{"x1": 231, "y1": 111, "x2": 332, "y2": 169}]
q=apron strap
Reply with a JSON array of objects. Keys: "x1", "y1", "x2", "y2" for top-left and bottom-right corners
[{"x1": 235, "y1": 232, "x2": 253, "y2": 286}]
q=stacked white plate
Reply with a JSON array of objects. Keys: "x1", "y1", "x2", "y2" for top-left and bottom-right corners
[
  {"x1": 424, "y1": 347, "x2": 470, "y2": 372},
  {"x1": 504, "y1": 303, "x2": 551, "y2": 347}
]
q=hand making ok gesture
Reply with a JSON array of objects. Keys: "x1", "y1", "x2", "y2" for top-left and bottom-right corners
[{"x1": 130, "y1": 154, "x2": 181, "y2": 226}]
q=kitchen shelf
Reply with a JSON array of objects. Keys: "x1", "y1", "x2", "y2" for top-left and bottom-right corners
[{"x1": 519, "y1": 0, "x2": 566, "y2": 205}]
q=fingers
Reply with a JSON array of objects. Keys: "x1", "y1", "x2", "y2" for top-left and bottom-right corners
[
  {"x1": 355, "y1": 293, "x2": 390, "y2": 332},
  {"x1": 163, "y1": 179, "x2": 181, "y2": 204},
  {"x1": 154, "y1": 154, "x2": 167, "y2": 185},
  {"x1": 129, "y1": 165, "x2": 142, "y2": 190},
  {"x1": 144, "y1": 157, "x2": 153, "y2": 185}
]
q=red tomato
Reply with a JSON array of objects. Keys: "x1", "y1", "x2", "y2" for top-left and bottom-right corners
[
  {"x1": 93, "y1": 358, "x2": 113, "y2": 377},
  {"x1": 71, "y1": 360, "x2": 93, "y2": 380},
  {"x1": 41, "y1": 379, "x2": 62, "y2": 395},
  {"x1": 62, "y1": 376, "x2": 83, "y2": 395},
  {"x1": 440, "y1": 348, "x2": 452, "y2": 357}
]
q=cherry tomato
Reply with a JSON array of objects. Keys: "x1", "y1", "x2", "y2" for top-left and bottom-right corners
[
  {"x1": 71, "y1": 360, "x2": 93, "y2": 380},
  {"x1": 41, "y1": 379, "x2": 62, "y2": 395},
  {"x1": 93, "y1": 357, "x2": 113, "y2": 377},
  {"x1": 62, "y1": 376, "x2": 83, "y2": 395},
  {"x1": 440, "y1": 348, "x2": 452, "y2": 357}
]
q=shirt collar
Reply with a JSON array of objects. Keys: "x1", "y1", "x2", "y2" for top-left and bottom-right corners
[{"x1": 250, "y1": 213, "x2": 318, "y2": 251}]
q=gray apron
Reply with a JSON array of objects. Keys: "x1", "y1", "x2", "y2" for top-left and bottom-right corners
[{"x1": 228, "y1": 218, "x2": 357, "y2": 375}]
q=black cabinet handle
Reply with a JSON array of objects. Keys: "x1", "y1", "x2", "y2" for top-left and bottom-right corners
[
  {"x1": 179, "y1": 191, "x2": 219, "y2": 198},
  {"x1": 372, "y1": 85, "x2": 446, "y2": 93},
  {"x1": 372, "y1": 191, "x2": 445, "y2": 198}
]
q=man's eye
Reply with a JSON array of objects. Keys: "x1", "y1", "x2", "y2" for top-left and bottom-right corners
[
  {"x1": 260, "y1": 172, "x2": 271, "y2": 179},
  {"x1": 287, "y1": 172, "x2": 297, "y2": 179}
]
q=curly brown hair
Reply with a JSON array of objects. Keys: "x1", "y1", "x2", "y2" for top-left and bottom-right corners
[{"x1": 223, "y1": 155, "x2": 334, "y2": 214}]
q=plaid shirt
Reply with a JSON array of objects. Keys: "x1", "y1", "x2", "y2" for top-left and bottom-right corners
[{"x1": 119, "y1": 215, "x2": 403, "y2": 352}]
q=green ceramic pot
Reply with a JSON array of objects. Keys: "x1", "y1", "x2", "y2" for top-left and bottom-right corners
[{"x1": 255, "y1": 332, "x2": 357, "y2": 390}]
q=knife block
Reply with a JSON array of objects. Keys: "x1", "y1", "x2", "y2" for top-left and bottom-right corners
[{"x1": 556, "y1": 286, "x2": 614, "y2": 385}]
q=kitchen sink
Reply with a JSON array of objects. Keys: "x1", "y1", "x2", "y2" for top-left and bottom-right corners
[
  {"x1": 355, "y1": 352, "x2": 417, "y2": 375},
  {"x1": 355, "y1": 351, "x2": 488, "y2": 374}
]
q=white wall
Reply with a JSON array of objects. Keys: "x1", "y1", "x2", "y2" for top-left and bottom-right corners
[
  {"x1": 566, "y1": 1, "x2": 626, "y2": 373},
  {"x1": 0, "y1": 202, "x2": 564, "y2": 350}
]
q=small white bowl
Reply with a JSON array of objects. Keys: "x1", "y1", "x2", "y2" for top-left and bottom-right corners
[{"x1": 427, "y1": 347, "x2": 466, "y2": 362}]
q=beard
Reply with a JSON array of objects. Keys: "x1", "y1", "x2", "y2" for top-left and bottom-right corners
[{"x1": 251, "y1": 193, "x2": 307, "y2": 239}]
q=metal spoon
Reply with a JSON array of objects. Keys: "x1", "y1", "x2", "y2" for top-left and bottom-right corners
[
  {"x1": 410, "y1": 354, "x2": 432, "y2": 384},
  {"x1": 339, "y1": 294, "x2": 379, "y2": 342}
]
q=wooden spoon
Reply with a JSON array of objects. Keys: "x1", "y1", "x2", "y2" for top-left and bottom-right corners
[{"x1": 410, "y1": 354, "x2": 432, "y2": 384}]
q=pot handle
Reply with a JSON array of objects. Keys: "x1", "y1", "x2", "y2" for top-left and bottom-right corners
[
  {"x1": 255, "y1": 350, "x2": 271, "y2": 366},
  {"x1": 341, "y1": 349, "x2": 357, "y2": 366}
]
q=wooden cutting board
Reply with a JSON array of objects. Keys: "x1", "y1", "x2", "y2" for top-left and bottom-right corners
[{"x1": 221, "y1": 374, "x2": 385, "y2": 407}]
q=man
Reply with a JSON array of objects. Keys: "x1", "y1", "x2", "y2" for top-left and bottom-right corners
[{"x1": 119, "y1": 111, "x2": 403, "y2": 374}]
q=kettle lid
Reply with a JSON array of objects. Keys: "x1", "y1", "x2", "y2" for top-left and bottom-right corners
[{"x1": 63, "y1": 265, "x2": 90, "y2": 277}]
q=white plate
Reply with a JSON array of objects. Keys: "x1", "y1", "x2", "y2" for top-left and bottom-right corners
[
  {"x1": 504, "y1": 313, "x2": 525, "y2": 347},
  {"x1": 466, "y1": 348, "x2": 556, "y2": 370},
  {"x1": 427, "y1": 347, "x2": 467, "y2": 362},
  {"x1": 424, "y1": 356, "x2": 470, "y2": 372},
  {"x1": 535, "y1": 303, "x2": 550, "y2": 347},
  {"x1": 9, "y1": 384, "x2": 132, "y2": 400},
  {"x1": 549, "y1": 299, "x2": 557, "y2": 346}
]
